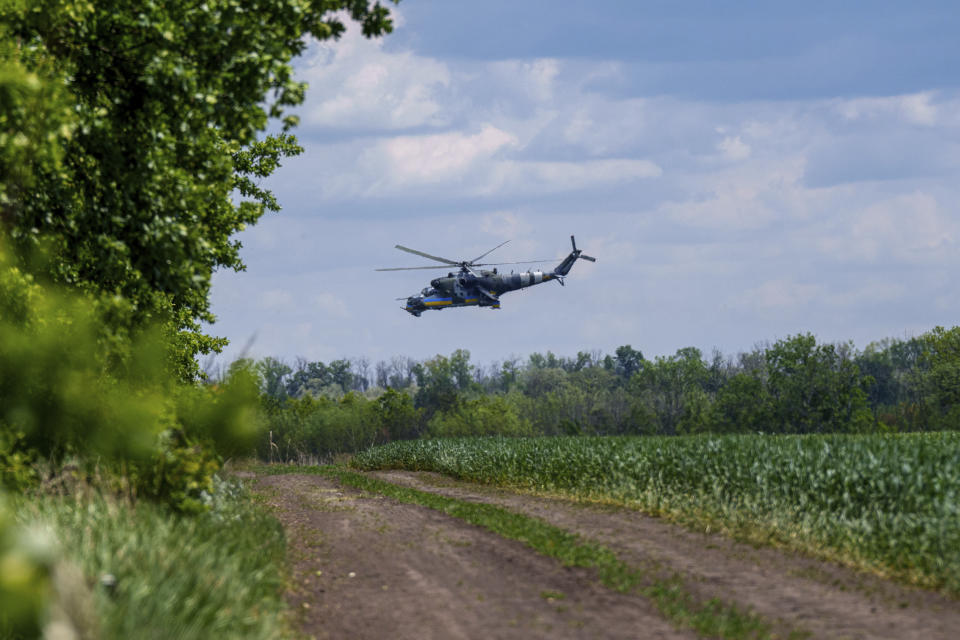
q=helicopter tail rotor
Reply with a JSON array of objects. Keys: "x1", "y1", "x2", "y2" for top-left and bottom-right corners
[
  {"x1": 570, "y1": 235, "x2": 596, "y2": 262},
  {"x1": 553, "y1": 235, "x2": 596, "y2": 276}
]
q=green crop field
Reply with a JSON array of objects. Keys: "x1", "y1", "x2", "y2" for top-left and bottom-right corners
[{"x1": 352, "y1": 433, "x2": 960, "y2": 595}]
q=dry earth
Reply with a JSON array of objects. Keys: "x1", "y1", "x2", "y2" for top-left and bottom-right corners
[{"x1": 251, "y1": 471, "x2": 960, "y2": 640}]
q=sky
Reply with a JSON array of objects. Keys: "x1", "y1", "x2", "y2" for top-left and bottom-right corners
[{"x1": 206, "y1": 1, "x2": 960, "y2": 370}]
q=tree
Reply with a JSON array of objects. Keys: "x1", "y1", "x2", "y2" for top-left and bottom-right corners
[
  {"x1": 257, "y1": 357, "x2": 292, "y2": 407},
  {"x1": 412, "y1": 351, "x2": 476, "y2": 415},
  {"x1": 614, "y1": 345, "x2": 644, "y2": 380},
  {"x1": 765, "y1": 334, "x2": 872, "y2": 433},
  {"x1": 327, "y1": 359, "x2": 355, "y2": 395},
  {"x1": 709, "y1": 373, "x2": 772, "y2": 433},
  {"x1": 856, "y1": 337, "x2": 928, "y2": 429},
  {"x1": 522, "y1": 367, "x2": 569, "y2": 398},
  {"x1": 2, "y1": 0, "x2": 398, "y2": 379},
  {"x1": 630, "y1": 347, "x2": 707, "y2": 434},
  {"x1": 286, "y1": 359, "x2": 330, "y2": 397},
  {"x1": 921, "y1": 326, "x2": 960, "y2": 428},
  {"x1": 375, "y1": 388, "x2": 421, "y2": 441},
  {"x1": 351, "y1": 357, "x2": 371, "y2": 392}
]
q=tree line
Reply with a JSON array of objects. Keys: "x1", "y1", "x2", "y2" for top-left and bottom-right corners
[{"x1": 244, "y1": 327, "x2": 960, "y2": 461}]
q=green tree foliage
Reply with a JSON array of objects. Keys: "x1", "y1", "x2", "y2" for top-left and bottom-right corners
[
  {"x1": 286, "y1": 359, "x2": 330, "y2": 397},
  {"x1": 1, "y1": 0, "x2": 397, "y2": 378},
  {"x1": 764, "y1": 334, "x2": 873, "y2": 433},
  {"x1": 630, "y1": 347, "x2": 709, "y2": 435},
  {"x1": 257, "y1": 357, "x2": 292, "y2": 407},
  {"x1": 856, "y1": 337, "x2": 927, "y2": 429},
  {"x1": 710, "y1": 373, "x2": 772, "y2": 433},
  {"x1": 614, "y1": 344, "x2": 644, "y2": 379},
  {"x1": 0, "y1": 239, "x2": 263, "y2": 513},
  {"x1": 413, "y1": 349, "x2": 476, "y2": 414},
  {"x1": 1, "y1": 3, "x2": 403, "y2": 631},
  {"x1": 257, "y1": 393, "x2": 382, "y2": 462},
  {"x1": 427, "y1": 395, "x2": 531, "y2": 438},
  {"x1": 922, "y1": 326, "x2": 960, "y2": 428},
  {"x1": 377, "y1": 388, "x2": 422, "y2": 441}
]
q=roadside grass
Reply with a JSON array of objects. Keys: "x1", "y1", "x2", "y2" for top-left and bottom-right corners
[
  {"x1": 260, "y1": 464, "x2": 803, "y2": 640},
  {"x1": 13, "y1": 478, "x2": 292, "y2": 640}
]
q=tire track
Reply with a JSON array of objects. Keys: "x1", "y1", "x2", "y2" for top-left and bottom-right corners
[{"x1": 253, "y1": 473, "x2": 696, "y2": 640}]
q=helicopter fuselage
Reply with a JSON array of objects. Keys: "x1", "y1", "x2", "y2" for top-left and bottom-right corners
[{"x1": 403, "y1": 268, "x2": 556, "y2": 316}]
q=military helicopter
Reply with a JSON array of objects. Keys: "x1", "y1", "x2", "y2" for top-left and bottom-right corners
[{"x1": 376, "y1": 235, "x2": 596, "y2": 317}]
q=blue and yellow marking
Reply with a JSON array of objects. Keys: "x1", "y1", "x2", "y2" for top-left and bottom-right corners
[{"x1": 424, "y1": 297, "x2": 479, "y2": 307}]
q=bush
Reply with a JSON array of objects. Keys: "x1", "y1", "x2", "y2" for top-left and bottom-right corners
[
  {"x1": 0, "y1": 241, "x2": 263, "y2": 511},
  {"x1": 427, "y1": 395, "x2": 532, "y2": 438}
]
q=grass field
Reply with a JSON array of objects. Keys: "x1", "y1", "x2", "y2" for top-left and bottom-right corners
[
  {"x1": 11, "y1": 478, "x2": 291, "y2": 639},
  {"x1": 351, "y1": 433, "x2": 960, "y2": 595}
]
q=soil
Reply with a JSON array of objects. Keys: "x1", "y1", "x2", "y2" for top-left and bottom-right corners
[
  {"x1": 252, "y1": 473, "x2": 693, "y2": 640},
  {"x1": 251, "y1": 471, "x2": 960, "y2": 640}
]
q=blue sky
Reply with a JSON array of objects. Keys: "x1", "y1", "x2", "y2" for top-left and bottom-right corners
[{"x1": 207, "y1": 1, "x2": 960, "y2": 369}]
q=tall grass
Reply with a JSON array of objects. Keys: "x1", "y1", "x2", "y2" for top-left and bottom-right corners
[
  {"x1": 13, "y1": 478, "x2": 290, "y2": 639},
  {"x1": 352, "y1": 433, "x2": 960, "y2": 594}
]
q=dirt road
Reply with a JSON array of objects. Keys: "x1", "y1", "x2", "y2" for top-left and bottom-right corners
[{"x1": 252, "y1": 472, "x2": 960, "y2": 640}]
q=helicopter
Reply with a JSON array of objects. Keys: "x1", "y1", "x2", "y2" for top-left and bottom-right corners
[{"x1": 376, "y1": 235, "x2": 596, "y2": 317}]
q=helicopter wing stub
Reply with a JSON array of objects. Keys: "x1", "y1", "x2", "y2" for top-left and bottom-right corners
[
  {"x1": 478, "y1": 288, "x2": 499, "y2": 303},
  {"x1": 394, "y1": 244, "x2": 459, "y2": 265}
]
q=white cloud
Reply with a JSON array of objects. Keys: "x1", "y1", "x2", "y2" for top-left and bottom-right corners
[
  {"x1": 479, "y1": 210, "x2": 534, "y2": 241},
  {"x1": 825, "y1": 281, "x2": 906, "y2": 308},
  {"x1": 733, "y1": 280, "x2": 824, "y2": 310},
  {"x1": 488, "y1": 58, "x2": 561, "y2": 102},
  {"x1": 483, "y1": 158, "x2": 661, "y2": 196},
  {"x1": 258, "y1": 289, "x2": 295, "y2": 311},
  {"x1": 319, "y1": 122, "x2": 661, "y2": 198},
  {"x1": 717, "y1": 135, "x2": 751, "y2": 161},
  {"x1": 662, "y1": 157, "x2": 806, "y2": 230},
  {"x1": 362, "y1": 124, "x2": 519, "y2": 189},
  {"x1": 300, "y1": 12, "x2": 452, "y2": 130},
  {"x1": 835, "y1": 92, "x2": 940, "y2": 126},
  {"x1": 314, "y1": 292, "x2": 350, "y2": 319},
  {"x1": 819, "y1": 191, "x2": 957, "y2": 263}
]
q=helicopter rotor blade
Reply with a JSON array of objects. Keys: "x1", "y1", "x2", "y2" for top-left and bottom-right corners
[
  {"x1": 469, "y1": 239, "x2": 510, "y2": 265},
  {"x1": 377, "y1": 259, "x2": 562, "y2": 272},
  {"x1": 579, "y1": 255, "x2": 597, "y2": 262},
  {"x1": 394, "y1": 244, "x2": 459, "y2": 265},
  {"x1": 472, "y1": 259, "x2": 562, "y2": 267},
  {"x1": 375, "y1": 265, "x2": 459, "y2": 272}
]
